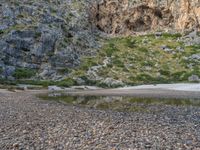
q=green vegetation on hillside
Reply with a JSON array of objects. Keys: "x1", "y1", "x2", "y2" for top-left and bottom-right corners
[
  {"x1": 71, "y1": 33, "x2": 200, "y2": 85},
  {"x1": 1, "y1": 33, "x2": 199, "y2": 88}
]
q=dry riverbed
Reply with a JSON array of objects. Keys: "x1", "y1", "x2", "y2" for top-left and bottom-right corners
[{"x1": 1, "y1": 89, "x2": 200, "y2": 149}]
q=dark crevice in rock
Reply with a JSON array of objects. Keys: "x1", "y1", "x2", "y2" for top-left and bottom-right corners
[{"x1": 90, "y1": 0, "x2": 199, "y2": 34}]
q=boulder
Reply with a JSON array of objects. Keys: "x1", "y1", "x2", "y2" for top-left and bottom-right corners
[
  {"x1": 176, "y1": 47, "x2": 184, "y2": 52},
  {"x1": 155, "y1": 32, "x2": 162, "y2": 38},
  {"x1": 4, "y1": 66, "x2": 15, "y2": 77},
  {"x1": 101, "y1": 78, "x2": 125, "y2": 88},
  {"x1": 48, "y1": 86, "x2": 63, "y2": 91},
  {"x1": 189, "y1": 54, "x2": 200, "y2": 61},
  {"x1": 160, "y1": 45, "x2": 173, "y2": 52},
  {"x1": 188, "y1": 75, "x2": 199, "y2": 82}
]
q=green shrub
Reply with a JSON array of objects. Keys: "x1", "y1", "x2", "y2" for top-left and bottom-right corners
[
  {"x1": 64, "y1": 37, "x2": 73, "y2": 43},
  {"x1": 145, "y1": 34, "x2": 155, "y2": 38},
  {"x1": 171, "y1": 71, "x2": 187, "y2": 81},
  {"x1": 153, "y1": 76, "x2": 170, "y2": 84},
  {"x1": 97, "y1": 82, "x2": 109, "y2": 88},
  {"x1": 96, "y1": 102, "x2": 110, "y2": 109},
  {"x1": 104, "y1": 43, "x2": 118, "y2": 57},
  {"x1": 162, "y1": 33, "x2": 182, "y2": 39},
  {"x1": 13, "y1": 68, "x2": 36, "y2": 79},
  {"x1": 0, "y1": 30, "x2": 4, "y2": 35},
  {"x1": 136, "y1": 73, "x2": 154, "y2": 82},
  {"x1": 0, "y1": 79, "x2": 17, "y2": 85},
  {"x1": 57, "y1": 78, "x2": 76, "y2": 87},
  {"x1": 136, "y1": 73, "x2": 169, "y2": 84},
  {"x1": 159, "y1": 69, "x2": 170, "y2": 76},
  {"x1": 18, "y1": 80, "x2": 56, "y2": 87},
  {"x1": 0, "y1": 67, "x2": 3, "y2": 74},
  {"x1": 192, "y1": 67, "x2": 200, "y2": 75},
  {"x1": 125, "y1": 38, "x2": 136, "y2": 48},
  {"x1": 19, "y1": 79, "x2": 76, "y2": 87},
  {"x1": 34, "y1": 32, "x2": 41, "y2": 39},
  {"x1": 80, "y1": 76, "x2": 98, "y2": 86},
  {"x1": 112, "y1": 59, "x2": 124, "y2": 68},
  {"x1": 57, "y1": 68, "x2": 69, "y2": 74},
  {"x1": 80, "y1": 58, "x2": 98, "y2": 70},
  {"x1": 141, "y1": 61, "x2": 154, "y2": 67},
  {"x1": 128, "y1": 76, "x2": 136, "y2": 81},
  {"x1": 17, "y1": 13, "x2": 26, "y2": 18},
  {"x1": 138, "y1": 47, "x2": 148, "y2": 53},
  {"x1": 181, "y1": 72, "x2": 194, "y2": 81}
]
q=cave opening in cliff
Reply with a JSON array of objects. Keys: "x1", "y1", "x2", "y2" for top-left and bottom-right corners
[{"x1": 88, "y1": 1, "x2": 177, "y2": 34}]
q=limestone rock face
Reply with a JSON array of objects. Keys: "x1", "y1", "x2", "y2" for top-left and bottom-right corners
[
  {"x1": 0, "y1": 0, "x2": 99, "y2": 79},
  {"x1": 92, "y1": 0, "x2": 200, "y2": 34}
]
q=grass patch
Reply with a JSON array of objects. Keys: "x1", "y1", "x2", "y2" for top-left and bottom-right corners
[
  {"x1": 162, "y1": 33, "x2": 182, "y2": 39},
  {"x1": 138, "y1": 47, "x2": 148, "y2": 53},
  {"x1": 0, "y1": 77, "x2": 76, "y2": 88},
  {"x1": 17, "y1": 80, "x2": 56, "y2": 87},
  {"x1": 0, "y1": 79, "x2": 17, "y2": 85},
  {"x1": 112, "y1": 58, "x2": 125, "y2": 68},
  {"x1": 56, "y1": 78, "x2": 76, "y2": 87},
  {"x1": 13, "y1": 68, "x2": 36, "y2": 79},
  {"x1": 18, "y1": 78, "x2": 76, "y2": 87},
  {"x1": 125, "y1": 37, "x2": 136, "y2": 48},
  {"x1": 79, "y1": 57, "x2": 98, "y2": 70},
  {"x1": 104, "y1": 42, "x2": 119, "y2": 57},
  {"x1": 159, "y1": 69, "x2": 171, "y2": 76}
]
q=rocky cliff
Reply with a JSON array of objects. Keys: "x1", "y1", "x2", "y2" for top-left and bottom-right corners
[
  {"x1": 0, "y1": 0, "x2": 200, "y2": 84},
  {"x1": 93, "y1": 0, "x2": 200, "y2": 34},
  {"x1": 0, "y1": 0, "x2": 98, "y2": 80}
]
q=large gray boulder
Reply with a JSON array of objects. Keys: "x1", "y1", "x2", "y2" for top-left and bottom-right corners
[
  {"x1": 188, "y1": 75, "x2": 200, "y2": 82},
  {"x1": 101, "y1": 78, "x2": 125, "y2": 88},
  {"x1": 1, "y1": 66, "x2": 16, "y2": 79}
]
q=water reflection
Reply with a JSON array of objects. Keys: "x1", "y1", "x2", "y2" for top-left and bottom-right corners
[{"x1": 38, "y1": 93, "x2": 200, "y2": 112}]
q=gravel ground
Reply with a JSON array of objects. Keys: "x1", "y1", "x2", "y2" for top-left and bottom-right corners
[{"x1": 1, "y1": 90, "x2": 200, "y2": 150}]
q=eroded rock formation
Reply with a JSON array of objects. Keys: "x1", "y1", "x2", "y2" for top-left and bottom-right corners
[{"x1": 92, "y1": 0, "x2": 200, "y2": 34}]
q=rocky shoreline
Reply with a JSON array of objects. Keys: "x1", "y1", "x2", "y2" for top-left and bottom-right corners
[{"x1": 1, "y1": 90, "x2": 200, "y2": 149}]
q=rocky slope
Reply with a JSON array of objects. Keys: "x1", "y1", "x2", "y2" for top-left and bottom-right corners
[{"x1": 0, "y1": 0, "x2": 200, "y2": 86}]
